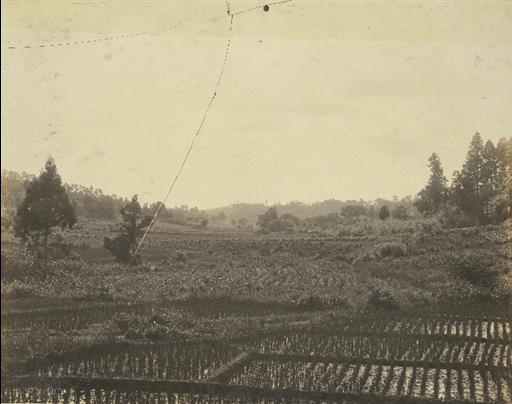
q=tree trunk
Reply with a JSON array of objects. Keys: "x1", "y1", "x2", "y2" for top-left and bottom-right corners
[{"x1": 44, "y1": 230, "x2": 49, "y2": 264}]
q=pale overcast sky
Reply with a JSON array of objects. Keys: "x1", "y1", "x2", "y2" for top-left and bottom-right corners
[{"x1": 2, "y1": 1, "x2": 511, "y2": 208}]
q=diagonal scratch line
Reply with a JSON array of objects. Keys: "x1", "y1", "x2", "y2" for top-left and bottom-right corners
[
  {"x1": 130, "y1": 1, "x2": 294, "y2": 264},
  {"x1": 129, "y1": 13, "x2": 235, "y2": 265},
  {"x1": 4, "y1": 0, "x2": 291, "y2": 51}
]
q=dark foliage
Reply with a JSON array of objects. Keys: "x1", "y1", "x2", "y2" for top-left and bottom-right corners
[
  {"x1": 103, "y1": 195, "x2": 151, "y2": 264},
  {"x1": 447, "y1": 250, "x2": 506, "y2": 289},
  {"x1": 13, "y1": 158, "x2": 76, "y2": 262},
  {"x1": 257, "y1": 207, "x2": 302, "y2": 232},
  {"x1": 378, "y1": 205, "x2": 390, "y2": 221},
  {"x1": 414, "y1": 153, "x2": 448, "y2": 215},
  {"x1": 391, "y1": 205, "x2": 408, "y2": 220},
  {"x1": 367, "y1": 288, "x2": 399, "y2": 310},
  {"x1": 416, "y1": 134, "x2": 511, "y2": 225}
]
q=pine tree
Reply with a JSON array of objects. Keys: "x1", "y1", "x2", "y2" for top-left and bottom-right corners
[
  {"x1": 414, "y1": 152, "x2": 448, "y2": 215},
  {"x1": 481, "y1": 140, "x2": 499, "y2": 219},
  {"x1": 491, "y1": 137, "x2": 512, "y2": 221},
  {"x1": 378, "y1": 205, "x2": 390, "y2": 220},
  {"x1": 495, "y1": 138, "x2": 509, "y2": 190},
  {"x1": 104, "y1": 195, "x2": 151, "y2": 264},
  {"x1": 452, "y1": 133, "x2": 486, "y2": 222},
  {"x1": 14, "y1": 158, "x2": 76, "y2": 262}
]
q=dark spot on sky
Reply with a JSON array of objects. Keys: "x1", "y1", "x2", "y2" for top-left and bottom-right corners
[{"x1": 263, "y1": 5, "x2": 270, "y2": 12}]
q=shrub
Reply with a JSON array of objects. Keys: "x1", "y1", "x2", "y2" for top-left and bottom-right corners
[
  {"x1": 103, "y1": 234, "x2": 133, "y2": 264},
  {"x1": 1, "y1": 279, "x2": 35, "y2": 298},
  {"x1": 440, "y1": 280, "x2": 492, "y2": 303},
  {"x1": 114, "y1": 309, "x2": 199, "y2": 341},
  {"x1": 47, "y1": 239, "x2": 74, "y2": 260},
  {"x1": 1, "y1": 245, "x2": 39, "y2": 281},
  {"x1": 338, "y1": 217, "x2": 442, "y2": 238},
  {"x1": 439, "y1": 206, "x2": 477, "y2": 228},
  {"x1": 391, "y1": 205, "x2": 408, "y2": 220},
  {"x1": 447, "y1": 250, "x2": 505, "y2": 288},
  {"x1": 497, "y1": 271, "x2": 512, "y2": 301},
  {"x1": 418, "y1": 219, "x2": 443, "y2": 234},
  {"x1": 296, "y1": 295, "x2": 326, "y2": 310},
  {"x1": 367, "y1": 287, "x2": 399, "y2": 310},
  {"x1": 374, "y1": 242, "x2": 407, "y2": 258},
  {"x1": 103, "y1": 195, "x2": 151, "y2": 265}
]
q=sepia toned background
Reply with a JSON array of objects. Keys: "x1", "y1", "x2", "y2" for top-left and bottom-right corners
[
  {"x1": 2, "y1": 0, "x2": 511, "y2": 208},
  {"x1": 2, "y1": 3, "x2": 512, "y2": 402}
]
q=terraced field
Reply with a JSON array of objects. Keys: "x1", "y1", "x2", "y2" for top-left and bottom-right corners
[
  {"x1": 2, "y1": 304, "x2": 511, "y2": 403},
  {"x1": 1, "y1": 298, "x2": 316, "y2": 333}
]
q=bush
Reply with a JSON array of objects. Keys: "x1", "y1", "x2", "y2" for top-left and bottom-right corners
[
  {"x1": 374, "y1": 242, "x2": 407, "y2": 258},
  {"x1": 1, "y1": 279, "x2": 35, "y2": 298},
  {"x1": 418, "y1": 219, "x2": 443, "y2": 234},
  {"x1": 439, "y1": 279, "x2": 492, "y2": 303},
  {"x1": 1, "y1": 245, "x2": 39, "y2": 281},
  {"x1": 367, "y1": 287, "x2": 399, "y2": 310},
  {"x1": 47, "y1": 243, "x2": 73, "y2": 260},
  {"x1": 114, "y1": 309, "x2": 199, "y2": 341},
  {"x1": 296, "y1": 295, "x2": 326, "y2": 310},
  {"x1": 439, "y1": 206, "x2": 477, "y2": 228},
  {"x1": 103, "y1": 235, "x2": 133, "y2": 264},
  {"x1": 391, "y1": 205, "x2": 408, "y2": 220},
  {"x1": 338, "y1": 217, "x2": 442, "y2": 238},
  {"x1": 447, "y1": 250, "x2": 505, "y2": 288}
]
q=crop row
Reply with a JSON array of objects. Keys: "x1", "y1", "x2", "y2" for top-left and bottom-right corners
[
  {"x1": 30, "y1": 343, "x2": 243, "y2": 382},
  {"x1": 0, "y1": 385, "x2": 430, "y2": 404},
  {"x1": 4, "y1": 313, "x2": 510, "y2": 339},
  {"x1": 2, "y1": 299, "x2": 314, "y2": 332},
  {"x1": 1, "y1": 304, "x2": 146, "y2": 332},
  {"x1": 342, "y1": 317, "x2": 511, "y2": 341},
  {"x1": 246, "y1": 334, "x2": 512, "y2": 367},
  {"x1": 227, "y1": 359, "x2": 512, "y2": 403},
  {"x1": 0, "y1": 375, "x2": 480, "y2": 404},
  {"x1": 25, "y1": 334, "x2": 511, "y2": 383},
  {"x1": 5, "y1": 359, "x2": 509, "y2": 404}
]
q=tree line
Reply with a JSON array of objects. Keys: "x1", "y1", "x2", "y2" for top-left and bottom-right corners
[
  {"x1": 1, "y1": 171, "x2": 209, "y2": 226},
  {"x1": 6, "y1": 133, "x2": 512, "y2": 263},
  {"x1": 414, "y1": 133, "x2": 511, "y2": 225},
  {"x1": 255, "y1": 203, "x2": 409, "y2": 232},
  {"x1": 255, "y1": 133, "x2": 511, "y2": 233}
]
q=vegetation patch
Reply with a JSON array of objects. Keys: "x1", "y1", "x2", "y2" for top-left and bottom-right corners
[
  {"x1": 447, "y1": 249, "x2": 508, "y2": 289},
  {"x1": 113, "y1": 309, "x2": 203, "y2": 341},
  {"x1": 373, "y1": 241, "x2": 408, "y2": 259}
]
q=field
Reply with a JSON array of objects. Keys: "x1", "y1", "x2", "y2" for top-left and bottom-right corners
[
  {"x1": 3, "y1": 219, "x2": 511, "y2": 306},
  {"x1": 1, "y1": 221, "x2": 511, "y2": 403},
  {"x1": 2, "y1": 303, "x2": 511, "y2": 403}
]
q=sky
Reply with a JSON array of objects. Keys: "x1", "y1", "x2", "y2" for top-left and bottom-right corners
[{"x1": 1, "y1": 1, "x2": 511, "y2": 209}]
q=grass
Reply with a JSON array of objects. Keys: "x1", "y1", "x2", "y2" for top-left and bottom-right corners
[
  {"x1": 2, "y1": 222, "x2": 510, "y2": 307},
  {"x1": 1, "y1": 220, "x2": 511, "y2": 369}
]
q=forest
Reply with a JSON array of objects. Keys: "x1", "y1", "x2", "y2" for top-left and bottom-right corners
[{"x1": 3, "y1": 133, "x2": 510, "y2": 234}]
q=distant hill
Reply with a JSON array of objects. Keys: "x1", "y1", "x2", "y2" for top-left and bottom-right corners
[
  {"x1": 1, "y1": 170, "x2": 208, "y2": 226},
  {"x1": 205, "y1": 198, "x2": 414, "y2": 223},
  {"x1": 2, "y1": 169, "x2": 416, "y2": 227}
]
